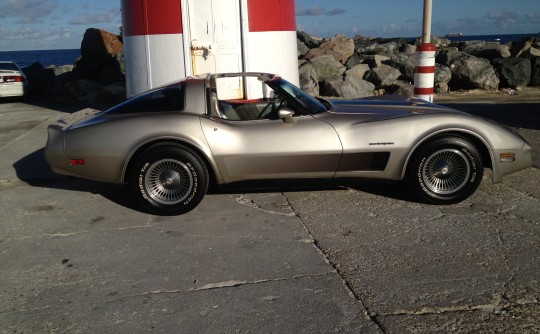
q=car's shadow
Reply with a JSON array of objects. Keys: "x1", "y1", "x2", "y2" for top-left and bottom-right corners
[
  {"x1": 14, "y1": 148, "x2": 419, "y2": 214},
  {"x1": 13, "y1": 148, "x2": 142, "y2": 212}
]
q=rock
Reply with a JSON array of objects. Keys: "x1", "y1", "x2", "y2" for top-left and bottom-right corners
[
  {"x1": 428, "y1": 36, "x2": 451, "y2": 49},
  {"x1": 511, "y1": 39, "x2": 533, "y2": 57},
  {"x1": 357, "y1": 42, "x2": 401, "y2": 56},
  {"x1": 81, "y1": 28, "x2": 123, "y2": 61},
  {"x1": 320, "y1": 75, "x2": 374, "y2": 98},
  {"x1": 530, "y1": 58, "x2": 540, "y2": 86},
  {"x1": 364, "y1": 66, "x2": 402, "y2": 88},
  {"x1": 518, "y1": 46, "x2": 540, "y2": 59},
  {"x1": 460, "y1": 41, "x2": 511, "y2": 60},
  {"x1": 96, "y1": 82, "x2": 127, "y2": 104},
  {"x1": 492, "y1": 58, "x2": 532, "y2": 89},
  {"x1": 345, "y1": 53, "x2": 361, "y2": 69},
  {"x1": 389, "y1": 53, "x2": 415, "y2": 82},
  {"x1": 435, "y1": 64, "x2": 452, "y2": 85},
  {"x1": 386, "y1": 80, "x2": 414, "y2": 97},
  {"x1": 61, "y1": 79, "x2": 102, "y2": 102},
  {"x1": 401, "y1": 44, "x2": 417, "y2": 55},
  {"x1": 299, "y1": 62, "x2": 319, "y2": 96},
  {"x1": 437, "y1": 49, "x2": 500, "y2": 91},
  {"x1": 364, "y1": 55, "x2": 391, "y2": 68},
  {"x1": 22, "y1": 62, "x2": 54, "y2": 96},
  {"x1": 303, "y1": 48, "x2": 342, "y2": 63},
  {"x1": 319, "y1": 35, "x2": 355, "y2": 64},
  {"x1": 309, "y1": 54, "x2": 346, "y2": 82},
  {"x1": 297, "y1": 31, "x2": 321, "y2": 49},
  {"x1": 319, "y1": 76, "x2": 344, "y2": 97},
  {"x1": 345, "y1": 64, "x2": 370, "y2": 80},
  {"x1": 435, "y1": 64, "x2": 452, "y2": 93},
  {"x1": 297, "y1": 40, "x2": 310, "y2": 57}
]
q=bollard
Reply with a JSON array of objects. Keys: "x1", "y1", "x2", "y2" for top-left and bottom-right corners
[{"x1": 414, "y1": 43, "x2": 436, "y2": 102}]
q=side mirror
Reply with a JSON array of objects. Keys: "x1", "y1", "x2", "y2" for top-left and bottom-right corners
[{"x1": 278, "y1": 109, "x2": 296, "y2": 124}]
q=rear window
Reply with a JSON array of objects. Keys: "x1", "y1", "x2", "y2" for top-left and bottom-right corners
[
  {"x1": 106, "y1": 83, "x2": 185, "y2": 114},
  {"x1": 0, "y1": 62, "x2": 19, "y2": 71}
]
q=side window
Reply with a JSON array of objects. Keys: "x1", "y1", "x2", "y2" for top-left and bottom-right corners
[
  {"x1": 107, "y1": 83, "x2": 185, "y2": 114},
  {"x1": 210, "y1": 76, "x2": 291, "y2": 121}
]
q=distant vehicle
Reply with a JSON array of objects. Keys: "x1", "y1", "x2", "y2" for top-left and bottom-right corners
[
  {"x1": 45, "y1": 72, "x2": 532, "y2": 215},
  {"x1": 0, "y1": 61, "x2": 28, "y2": 99}
]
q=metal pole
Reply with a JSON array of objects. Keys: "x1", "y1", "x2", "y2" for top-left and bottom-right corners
[{"x1": 422, "y1": 0, "x2": 432, "y2": 43}]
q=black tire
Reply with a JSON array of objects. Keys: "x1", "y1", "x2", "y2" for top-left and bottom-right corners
[
  {"x1": 130, "y1": 143, "x2": 208, "y2": 215},
  {"x1": 405, "y1": 136, "x2": 483, "y2": 204}
]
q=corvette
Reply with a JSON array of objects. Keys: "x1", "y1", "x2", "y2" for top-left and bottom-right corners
[{"x1": 45, "y1": 72, "x2": 532, "y2": 215}]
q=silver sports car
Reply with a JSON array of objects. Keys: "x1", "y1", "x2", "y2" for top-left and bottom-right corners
[{"x1": 45, "y1": 72, "x2": 532, "y2": 215}]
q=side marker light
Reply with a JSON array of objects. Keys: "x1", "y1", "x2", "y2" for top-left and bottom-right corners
[
  {"x1": 70, "y1": 159, "x2": 85, "y2": 166},
  {"x1": 500, "y1": 153, "x2": 515, "y2": 162}
]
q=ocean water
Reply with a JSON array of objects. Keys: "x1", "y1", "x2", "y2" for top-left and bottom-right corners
[{"x1": 0, "y1": 49, "x2": 80, "y2": 69}]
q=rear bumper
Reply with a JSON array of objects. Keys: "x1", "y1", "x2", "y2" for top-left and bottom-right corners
[{"x1": 0, "y1": 83, "x2": 25, "y2": 97}]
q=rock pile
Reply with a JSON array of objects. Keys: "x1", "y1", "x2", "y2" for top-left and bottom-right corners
[
  {"x1": 22, "y1": 28, "x2": 126, "y2": 104},
  {"x1": 297, "y1": 31, "x2": 540, "y2": 98},
  {"x1": 21, "y1": 28, "x2": 540, "y2": 103}
]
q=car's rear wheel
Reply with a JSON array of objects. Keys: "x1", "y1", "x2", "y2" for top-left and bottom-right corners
[
  {"x1": 406, "y1": 136, "x2": 483, "y2": 204},
  {"x1": 130, "y1": 143, "x2": 208, "y2": 215}
]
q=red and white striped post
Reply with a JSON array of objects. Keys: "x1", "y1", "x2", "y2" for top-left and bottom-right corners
[{"x1": 414, "y1": 0, "x2": 436, "y2": 102}]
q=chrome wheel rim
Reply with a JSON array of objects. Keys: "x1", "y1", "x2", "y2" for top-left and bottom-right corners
[
  {"x1": 145, "y1": 159, "x2": 193, "y2": 205},
  {"x1": 422, "y1": 149, "x2": 471, "y2": 195}
]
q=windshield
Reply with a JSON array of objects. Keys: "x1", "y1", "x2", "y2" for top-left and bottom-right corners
[{"x1": 266, "y1": 76, "x2": 328, "y2": 114}]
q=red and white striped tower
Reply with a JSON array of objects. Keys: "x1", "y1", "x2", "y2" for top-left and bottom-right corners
[
  {"x1": 121, "y1": 0, "x2": 185, "y2": 98},
  {"x1": 414, "y1": 0, "x2": 436, "y2": 102},
  {"x1": 121, "y1": 0, "x2": 299, "y2": 98}
]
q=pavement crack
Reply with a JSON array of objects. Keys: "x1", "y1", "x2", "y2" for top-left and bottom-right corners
[
  {"x1": 4, "y1": 224, "x2": 160, "y2": 241},
  {"x1": 190, "y1": 271, "x2": 335, "y2": 292},
  {"x1": 495, "y1": 225, "x2": 516, "y2": 291},
  {"x1": 283, "y1": 193, "x2": 385, "y2": 333},
  {"x1": 235, "y1": 194, "x2": 296, "y2": 216},
  {"x1": 376, "y1": 298, "x2": 540, "y2": 318}
]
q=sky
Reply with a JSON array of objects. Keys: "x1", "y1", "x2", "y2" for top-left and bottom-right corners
[{"x1": 0, "y1": 0, "x2": 538, "y2": 51}]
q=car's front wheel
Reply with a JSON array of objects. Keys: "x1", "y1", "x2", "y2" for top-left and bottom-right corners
[
  {"x1": 406, "y1": 136, "x2": 483, "y2": 204},
  {"x1": 130, "y1": 143, "x2": 208, "y2": 215}
]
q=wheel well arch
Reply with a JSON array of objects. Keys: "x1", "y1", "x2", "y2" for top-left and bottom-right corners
[
  {"x1": 402, "y1": 130, "x2": 493, "y2": 178},
  {"x1": 122, "y1": 139, "x2": 218, "y2": 187}
]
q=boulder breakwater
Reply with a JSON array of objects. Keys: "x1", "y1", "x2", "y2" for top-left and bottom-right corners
[{"x1": 20, "y1": 29, "x2": 540, "y2": 104}]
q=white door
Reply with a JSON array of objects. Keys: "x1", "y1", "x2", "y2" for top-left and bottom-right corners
[{"x1": 186, "y1": 0, "x2": 243, "y2": 79}]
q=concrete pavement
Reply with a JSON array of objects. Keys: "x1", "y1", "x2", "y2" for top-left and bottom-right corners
[{"x1": 1, "y1": 96, "x2": 539, "y2": 333}]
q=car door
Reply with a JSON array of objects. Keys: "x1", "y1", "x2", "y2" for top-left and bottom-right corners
[{"x1": 200, "y1": 114, "x2": 342, "y2": 183}]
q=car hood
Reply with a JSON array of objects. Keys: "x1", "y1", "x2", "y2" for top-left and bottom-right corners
[{"x1": 327, "y1": 95, "x2": 465, "y2": 122}]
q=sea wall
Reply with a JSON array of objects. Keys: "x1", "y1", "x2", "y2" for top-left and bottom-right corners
[{"x1": 21, "y1": 28, "x2": 540, "y2": 103}]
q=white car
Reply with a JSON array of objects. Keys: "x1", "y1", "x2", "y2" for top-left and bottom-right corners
[{"x1": 0, "y1": 61, "x2": 28, "y2": 99}]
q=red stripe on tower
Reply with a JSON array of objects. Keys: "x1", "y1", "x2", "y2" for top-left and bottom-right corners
[
  {"x1": 414, "y1": 87, "x2": 435, "y2": 95},
  {"x1": 122, "y1": 0, "x2": 182, "y2": 36},
  {"x1": 247, "y1": 0, "x2": 296, "y2": 32}
]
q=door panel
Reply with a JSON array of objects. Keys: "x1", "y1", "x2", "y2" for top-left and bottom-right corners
[
  {"x1": 201, "y1": 116, "x2": 343, "y2": 183},
  {"x1": 187, "y1": 0, "x2": 242, "y2": 78}
]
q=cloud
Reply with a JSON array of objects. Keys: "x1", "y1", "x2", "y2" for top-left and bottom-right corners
[
  {"x1": 296, "y1": 5, "x2": 346, "y2": 16},
  {"x1": 0, "y1": 0, "x2": 58, "y2": 23},
  {"x1": 69, "y1": 8, "x2": 119, "y2": 25},
  {"x1": 486, "y1": 10, "x2": 519, "y2": 28},
  {"x1": 0, "y1": 25, "x2": 76, "y2": 49}
]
